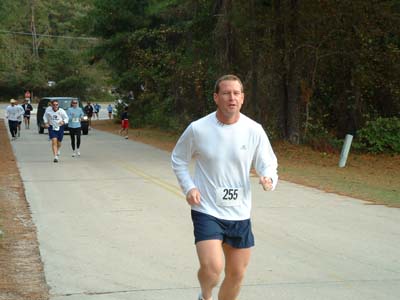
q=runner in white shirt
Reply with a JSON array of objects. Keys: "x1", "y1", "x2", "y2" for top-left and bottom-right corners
[
  {"x1": 5, "y1": 99, "x2": 24, "y2": 140},
  {"x1": 171, "y1": 75, "x2": 278, "y2": 300},
  {"x1": 43, "y1": 99, "x2": 69, "y2": 163},
  {"x1": 16, "y1": 101, "x2": 25, "y2": 137}
]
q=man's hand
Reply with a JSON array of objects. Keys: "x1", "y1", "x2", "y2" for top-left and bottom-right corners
[
  {"x1": 186, "y1": 188, "x2": 201, "y2": 206},
  {"x1": 44, "y1": 123, "x2": 49, "y2": 128},
  {"x1": 259, "y1": 176, "x2": 273, "y2": 191}
]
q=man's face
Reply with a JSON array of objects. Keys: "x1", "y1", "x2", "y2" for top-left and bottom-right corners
[
  {"x1": 52, "y1": 102, "x2": 59, "y2": 111},
  {"x1": 213, "y1": 80, "x2": 244, "y2": 123}
]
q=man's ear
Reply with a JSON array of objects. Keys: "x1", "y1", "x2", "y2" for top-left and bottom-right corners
[{"x1": 213, "y1": 93, "x2": 218, "y2": 105}]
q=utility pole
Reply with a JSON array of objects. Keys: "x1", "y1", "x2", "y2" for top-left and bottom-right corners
[{"x1": 31, "y1": 0, "x2": 39, "y2": 58}]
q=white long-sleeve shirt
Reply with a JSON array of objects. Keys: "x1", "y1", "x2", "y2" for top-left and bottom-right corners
[
  {"x1": 16, "y1": 105, "x2": 24, "y2": 121},
  {"x1": 43, "y1": 108, "x2": 69, "y2": 130},
  {"x1": 171, "y1": 112, "x2": 278, "y2": 220},
  {"x1": 5, "y1": 105, "x2": 24, "y2": 121}
]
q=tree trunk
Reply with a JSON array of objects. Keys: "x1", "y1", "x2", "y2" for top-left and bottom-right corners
[
  {"x1": 249, "y1": 0, "x2": 260, "y2": 122},
  {"x1": 214, "y1": 0, "x2": 234, "y2": 70},
  {"x1": 30, "y1": 0, "x2": 39, "y2": 58},
  {"x1": 272, "y1": 0, "x2": 287, "y2": 139},
  {"x1": 286, "y1": 0, "x2": 300, "y2": 144}
]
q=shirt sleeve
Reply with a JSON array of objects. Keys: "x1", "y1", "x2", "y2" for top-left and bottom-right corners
[
  {"x1": 59, "y1": 108, "x2": 69, "y2": 124},
  {"x1": 43, "y1": 111, "x2": 49, "y2": 123},
  {"x1": 62, "y1": 109, "x2": 69, "y2": 124},
  {"x1": 252, "y1": 126, "x2": 279, "y2": 190},
  {"x1": 171, "y1": 124, "x2": 196, "y2": 196},
  {"x1": 18, "y1": 106, "x2": 24, "y2": 117}
]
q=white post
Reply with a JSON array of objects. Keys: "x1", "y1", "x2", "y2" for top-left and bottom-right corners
[{"x1": 339, "y1": 134, "x2": 353, "y2": 168}]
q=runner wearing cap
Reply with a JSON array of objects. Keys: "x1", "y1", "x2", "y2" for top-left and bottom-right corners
[{"x1": 5, "y1": 99, "x2": 24, "y2": 140}]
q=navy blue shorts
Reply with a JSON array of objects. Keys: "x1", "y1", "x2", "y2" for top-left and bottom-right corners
[
  {"x1": 191, "y1": 210, "x2": 255, "y2": 249},
  {"x1": 48, "y1": 125, "x2": 65, "y2": 141}
]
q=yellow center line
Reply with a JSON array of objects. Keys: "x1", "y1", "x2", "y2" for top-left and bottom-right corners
[{"x1": 116, "y1": 161, "x2": 184, "y2": 198}]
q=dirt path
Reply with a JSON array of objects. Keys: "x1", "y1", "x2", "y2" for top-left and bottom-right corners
[{"x1": 0, "y1": 119, "x2": 49, "y2": 300}]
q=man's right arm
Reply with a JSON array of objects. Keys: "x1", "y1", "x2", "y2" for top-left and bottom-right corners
[
  {"x1": 43, "y1": 111, "x2": 49, "y2": 127},
  {"x1": 171, "y1": 125, "x2": 197, "y2": 197},
  {"x1": 186, "y1": 188, "x2": 201, "y2": 206}
]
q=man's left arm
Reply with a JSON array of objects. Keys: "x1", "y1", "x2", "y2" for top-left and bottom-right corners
[
  {"x1": 253, "y1": 127, "x2": 278, "y2": 191},
  {"x1": 18, "y1": 106, "x2": 25, "y2": 117},
  {"x1": 61, "y1": 110, "x2": 69, "y2": 125}
]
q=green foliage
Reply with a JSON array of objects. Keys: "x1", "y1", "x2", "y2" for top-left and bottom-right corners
[
  {"x1": 87, "y1": 0, "x2": 219, "y2": 130},
  {"x1": 146, "y1": 0, "x2": 180, "y2": 15},
  {"x1": 306, "y1": 0, "x2": 400, "y2": 139},
  {"x1": 48, "y1": 75, "x2": 92, "y2": 101},
  {"x1": 84, "y1": 0, "x2": 400, "y2": 152},
  {"x1": 90, "y1": 0, "x2": 149, "y2": 38},
  {"x1": 2, "y1": 0, "x2": 400, "y2": 153},
  {"x1": 0, "y1": 0, "x2": 109, "y2": 100},
  {"x1": 302, "y1": 120, "x2": 342, "y2": 153},
  {"x1": 354, "y1": 117, "x2": 400, "y2": 153}
]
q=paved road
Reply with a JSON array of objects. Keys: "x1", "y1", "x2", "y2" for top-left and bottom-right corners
[{"x1": 6, "y1": 114, "x2": 400, "y2": 300}]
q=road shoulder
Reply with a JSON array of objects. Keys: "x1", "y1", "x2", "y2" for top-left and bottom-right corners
[{"x1": 0, "y1": 119, "x2": 49, "y2": 300}]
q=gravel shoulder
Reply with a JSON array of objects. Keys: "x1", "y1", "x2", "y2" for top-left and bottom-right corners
[{"x1": 0, "y1": 119, "x2": 49, "y2": 300}]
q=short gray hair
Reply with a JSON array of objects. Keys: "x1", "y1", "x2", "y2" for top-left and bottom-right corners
[{"x1": 214, "y1": 74, "x2": 243, "y2": 93}]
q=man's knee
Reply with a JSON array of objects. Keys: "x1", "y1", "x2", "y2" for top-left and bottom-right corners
[
  {"x1": 224, "y1": 257, "x2": 249, "y2": 285},
  {"x1": 225, "y1": 267, "x2": 246, "y2": 284},
  {"x1": 199, "y1": 259, "x2": 223, "y2": 280}
]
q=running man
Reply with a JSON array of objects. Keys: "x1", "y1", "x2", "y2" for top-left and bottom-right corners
[
  {"x1": 16, "y1": 99, "x2": 24, "y2": 137},
  {"x1": 5, "y1": 99, "x2": 24, "y2": 140},
  {"x1": 84, "y1": 102, "x2": 94, "y2": 128},
  {"x1": 171, "y1": 74, "x2": 278, "y2": 300},
  {"x1": 107, "y1": 104, "x2": 113, "y2": 119},
  {"x1": 43, "y1": 99, "x2": 69, "y2": 163},
  {"x1": 22, "y1": 99, "x2": 33, "y2": 129},
  {"x1": 119, "y1": 106, "x2": 129, "y2": 139},
  {"x1": 67, "y1": 100, "x2": 84, "y2": 157},
  {"x1": 94, "y1": 103, "x2": 101, "y2": 119}
]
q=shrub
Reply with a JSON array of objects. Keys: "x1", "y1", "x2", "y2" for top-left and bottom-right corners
[
  {"x1": 354, "y1": 117, "x2": 400, "y2": 153},
  {"x1": 303, "y1": 121, "x2": 341, "y2": 153}
]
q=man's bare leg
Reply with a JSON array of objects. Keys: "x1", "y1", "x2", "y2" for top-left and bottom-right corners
[
  {"x1": 57, "y1": 141, "x2": 62, "y2": 154},
  {"x1": 218, "y1": 244, "x2": 251, "y2": 300},
  {"x1": 51, "y1": 138, "x2": 58, "y2": 157},
  {"x1": 196, "y1": 240, "x2": 224, "y2": 300}
]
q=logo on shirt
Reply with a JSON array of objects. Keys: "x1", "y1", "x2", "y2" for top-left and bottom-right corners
[{"x1": 240, "y1": 145, "x2": 247, "y2": 150}]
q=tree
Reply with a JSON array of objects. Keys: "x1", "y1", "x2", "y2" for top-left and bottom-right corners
[
  {"x1": 85, "y1": 0, "x2": 400, "y2": 150},
  {"x1": 0, "y1": 0, "x2": 107, "y2": 100}
]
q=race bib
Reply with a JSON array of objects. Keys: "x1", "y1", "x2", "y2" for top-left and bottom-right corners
[
  {"x1": 72, "y1": 117, "x2": 79, "y2": 123},
  {"x1": 216, "y1": 187, "x2": 243, "y2": 207}
]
